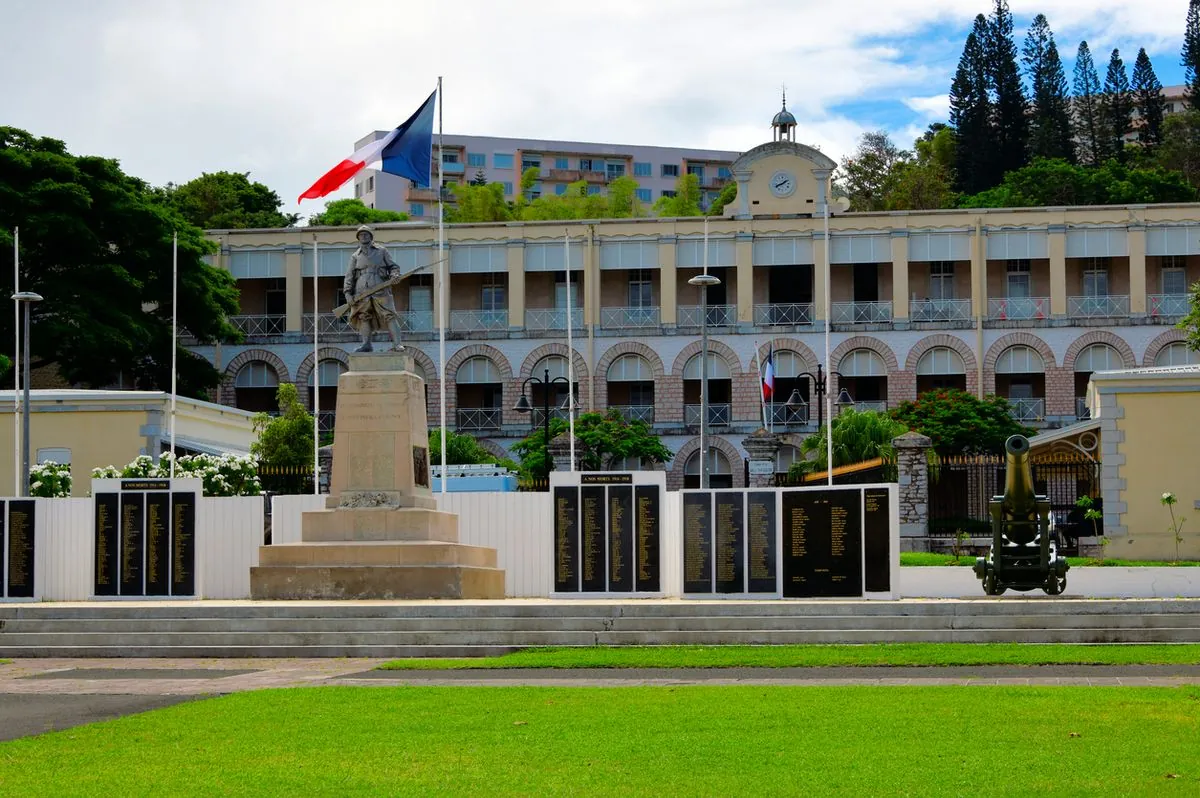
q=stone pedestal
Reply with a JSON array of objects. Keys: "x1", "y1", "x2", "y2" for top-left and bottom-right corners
[
  {"x1": 251, "y1": 352, "x2": 506, "y2": 599},
  {"x1": 742, "y1": 428, "x2": 783, "y2": 488},
  {"x1": 894, "y1": 431, "x2": 933, "y2": 553}
]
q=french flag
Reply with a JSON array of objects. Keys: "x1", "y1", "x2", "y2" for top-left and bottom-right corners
[
  {"x1": 298, "y1": 88, "x2": 438, "y2": 203},
  {"x1": 762, "y1": 344, "x2": 775, "y2": 401}
]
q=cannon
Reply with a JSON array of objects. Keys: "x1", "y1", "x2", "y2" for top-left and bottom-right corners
[{"x1": 972, "y1": 435, "x2": 1070, "y2": 596}]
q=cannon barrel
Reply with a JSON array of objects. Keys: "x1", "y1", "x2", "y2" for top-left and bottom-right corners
[{"x1": 1000, "y1": 434, "x2": 1038, "y2": 517}]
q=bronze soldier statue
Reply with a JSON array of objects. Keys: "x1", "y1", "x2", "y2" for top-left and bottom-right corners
[{"x1": 343, "y1": 225, "x2": 405, "y2": 352}]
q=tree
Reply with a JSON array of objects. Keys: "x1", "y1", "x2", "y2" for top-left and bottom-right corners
[
  {"x1": 889, "y1": 389, "x2": 1033, "y2": 456},
  {"x1": 1156, "y1": 110, "x2": 1200, "y2": 187},
  {"x1": 653, "y1": 173, "x2": 703, "y2": 217},
  {"x1": 1178, "y1": 280, "x2": 1200, "y2": 353},
  {"x1": 883, "y1": 125, "x2": 958, "y2": 210},
  {"x1": 470, "y1": 169, "x2": 488, "y2": 186},
  {"x1": 307, "y1": 198, "x2": 408, "y2": 226},
  {"x1": 790, "y1": 410, "x2": 908, "y2": 476},
  {"x1": 250, "y1": 383, "x2": 314, "y2": 469},
  {"x1": 521, "y1": 176, "x2": 646, "y2": 221},
  {"x1": 511, "y1": 411, "x2": 672, "y2": 479},
  {"x1": 446, "y1": 181, "x2": 513, "y2": 223},
  {"x1": 838, "y1": 131, "x2": 909, "y2": 211},
  {"x1": 156, "y1": 171, "x2": 299, "y2": 229},
  {"x1": 1099, "y1": 49, "x2": 1133, "y2": 162},
  {"x1": 1073, "y1": 41, "x2": 1105, "y2": 166},
  {"x1": 1132, "y1": 48, "x2": 1166, "y2": 147},
  {"x1": 950, "y1": 18, "x2": 994, "y2": 194},
  {"x1": 960, "y1": 157, "x2": 1197, "y2": 208},
  {"x1": 0, "y1": 127, "x2": 241, "y2": 396},
  {"x1": 428, "y1": 429, "x2": 517, "y2": 471},
  {"x1": 1022, "y1": 14, "x2": 1075, "y2": 162},
  {"x1": 706, "y1": 180, "x2": 737, "y2": 216},
  {"x1": 1184, "y1": 0, "x2": 1200, "y2": 103},
  {"x1": 985, "y1": 0, "x2": 1029, "y2": 178}
]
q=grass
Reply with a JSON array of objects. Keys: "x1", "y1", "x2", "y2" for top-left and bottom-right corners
[
  {"x1": 901, "y1": 552, "x2": 1200, "y2": 567},
  {"x1": 1, "y1": 686, "x2": 1197, "y2": 796},
  {"x1": 377, "y1": 643, "x2": 1200, "y2": 671}
]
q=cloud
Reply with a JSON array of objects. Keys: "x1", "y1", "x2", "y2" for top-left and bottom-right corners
[{"x1": 904, "y1": 95, "x2": 951, "y2": 120}]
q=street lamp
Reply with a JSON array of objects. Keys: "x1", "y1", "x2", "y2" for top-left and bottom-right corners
[
  {"x1": 688, "y1": 271, "x2": 721, "y2": 489},
  {"x1": 514, "y1": 367, "x2": 572, "y2": 481},
  {"x1": 785, "y1": 365, "x2": 855, "y2": 430},
  {"x1": 12, "y1": 291, "x2": 42, "y2": 497}
]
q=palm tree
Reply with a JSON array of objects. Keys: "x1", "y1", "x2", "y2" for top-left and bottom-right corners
[{"x1": 793, "y1": 410, "x2": 908, "y2": 475}]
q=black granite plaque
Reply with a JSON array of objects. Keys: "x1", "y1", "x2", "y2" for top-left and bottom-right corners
[
  {"x1": 608, "y1": 485, "x2": 633, "y2": 592},
  {"x1": 119, "y1": 492, "x2": 145, "y2": 596},
  {"x1": 553, "y1": 486, "x2": 579, "y2": 592},
  {"x1": 864, "y1": 488, "x2": 891, "y2": 592},
  {"x1": 782, "y1": 490, "x2": 862, "y2": 598},
  {"x1": 145, "y1": 492, "x2": 170, "y2": 596},
  {"x1": 6, "y1": 500, "x2": 35, "y2": 598},
  {"x1": 714, "y1": 492, "x2": 745, "y2": 594},
  {"x1": 682, "y1": 492, "x2": 713, "y2": 593},
  {"x1": 746, "y1": 491, "x2": 777, "y2": 593},
  {"x1": 634, "y1": 485, "x2": 660, "y2": 592},
  {"x1": 171, "y1": 491, "x2": 196, "y2": 596},
  {"x1": 413, "y1": 446, "x2": 429, "y2": 488},
  {"x1": 94, "y1": 493, "x2": 119, "y2": 596},
  {"x1": 580, "y1": 485, "x2": 606, "y2": 592}
]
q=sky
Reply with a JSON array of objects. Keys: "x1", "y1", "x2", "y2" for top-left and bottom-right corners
[{"x1": 1, "y1": 0, "x2": 1193, "y2": 213}]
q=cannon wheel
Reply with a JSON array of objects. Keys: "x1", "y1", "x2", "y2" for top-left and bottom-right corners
[
  {"x1": 983, "y1": 573, "x2": 1006, "y2": 596},
  {"x1": 1044, "y1": 576, "x2": 1066, "y2": 596}
]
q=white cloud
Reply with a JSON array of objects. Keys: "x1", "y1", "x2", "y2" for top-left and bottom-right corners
[{"x1": 904, "y1": 95, "x2": 951, "y2": 120}]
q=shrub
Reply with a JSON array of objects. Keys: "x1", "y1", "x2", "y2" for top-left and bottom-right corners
[
  {"x1": 90, "y1": 453, "x2": 261, "y2": 497},
  {"x1": 29, "y1": 461, "x2": 72, "y2": 498}
]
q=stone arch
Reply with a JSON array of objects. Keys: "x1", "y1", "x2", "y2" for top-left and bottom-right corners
[
  {"x1": 667, "y1": 435, "x2": 745, "y2": 490},
  {"x1": 219, "y1": 348, "x2": 291, "y2": 406},
  {"x1": 595, "y1": 341, "x2": 667, "y2": 413},
  {"x1": 1063, "y1": 331, "x2": 1136, "y2": 372},
  {"x1": 828, "y1": 336, "x2": 902, "y2": 406},
  {"x1": 751, "y1": 338, "x2": 820, "y2": 373},
  {"x1": 518, "y1": 342, "x2": 590, "y2": 382},
  {"x1": 903, "y1": 334, "x2": 980, "y2": 397},
  {"x1": 670, "y1": 339, "x2": 744, "y2": 376},
  {"x1": 294, "y1": 347, "x2": 350, "y2": 411},
  {"x1": 443, "y1": 344, "x2": 516, "y2": 427},
  {"x1": 983, "y1": 332, "x2": 1068, "y2": 414},
  {"x1": 473, "y1": 438, "x2": 511, "y2": 462},
  {"x1": 1143, "y1": 329, "x2": 1191, "y2": 367},
  {"x1": 983, "y1": 332, "x2": 1058, "y2": 373}
]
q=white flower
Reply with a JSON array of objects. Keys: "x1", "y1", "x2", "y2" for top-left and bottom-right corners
[{"x1": 1163, "y1": 492, "x2": 1174, "y2": 501}]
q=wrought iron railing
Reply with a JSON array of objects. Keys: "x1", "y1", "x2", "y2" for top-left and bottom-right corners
[
  {"x1": 678, "y1": 304, "x2": 736, "y2": 327},
  {"x1": 1147, "y1": 294, "x2": 1190, "y2": 319},
  {"x1": 846, "y1": 400, "x2": 888, "y2": 414},
  {"x1": 831, "y1": 301, "x2": 893, "y2": 324},
  {"x1": 456, "y1": 407, "x2": 502, "y2": 431},
  {"x1": 1068, "y1": 295, "x2": 1129, "y2": 319},
  {"x1": 1075, "y1": 397, "x2": 1091, "y2": 420},
  {"x1": 684, "y1": 404, "x2": 731, "y2": 425},
  {"x1": 600, "y1": 306, "x2": 660, "y2": 330},
  {"x1": 530, "y1": 407, "x2": 570, "y2": 426},
  {"x1": 753, "y1": 303, "x2": 814, "y2": 326},
  {"x1": 910, "y1": 298, "x2": 972, "y2": 323},
  {"x1": 524, "y1": 308, "x2": 585, "y2": 332},
  {"x1": 316, "y1": 411, "x2": 336, "y2": 435},
  {"x1": 768, "y1": 402, "x2": 809, "y2": 426},
  {"x1": 1007, "y1": 397, "x2": 1045, "y2": 422},
  {"x1": 988, "y1": 297, "x2": 1049, "y2": 320},
  {"x1": 230, "y1": 315, "x2": 286, "y2": 336},
  {"x1": 610, "y1": 405, "x2": 654, "y2": 423},
  {"x1": 303, "y1": 314, "x2": 354, "y2": 335},
  {"x1": 397, "y1": 310, "x2": 435, "y2": 333},
  {"x1": 450, "y1": 309, "x2": 508, "y2": 332}
]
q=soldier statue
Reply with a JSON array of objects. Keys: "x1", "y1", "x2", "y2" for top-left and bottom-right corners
[{"x1": 343, "y1": 225, "x2": 405, "y2": 352}]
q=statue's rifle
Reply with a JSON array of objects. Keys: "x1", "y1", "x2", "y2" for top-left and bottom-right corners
[{"x1": 331, "y1": 257, "x2": 445, "y2": 319}]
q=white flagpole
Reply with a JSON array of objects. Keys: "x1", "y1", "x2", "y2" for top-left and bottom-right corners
[
  {"x1": 312, "y1": 233, "x2": 320, "y2": 495},
  {"x1": 564, "y1": 229, "x2": 576, "y2": 471},
  {"x1": 170, "y1": 232, "x2": 178, "y2": 479},
  {"x1": 437, "y1": 76, "x2": 448, "y2": 494},
  {"x1": 824, "y1": 181, "x2": 834, "y2": 486},
  {"x1": 12, "y1": 226, "x2": 19, "y2": 496}
]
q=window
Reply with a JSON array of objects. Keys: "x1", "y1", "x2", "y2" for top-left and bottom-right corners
[
  {"x1": 996, "y1": 345, "x2": 1044, "y2": 374},
  {"x1": 661, "y1": 189, "x2": 677, "y2": 198},
  {"x1": 456, "y1": 356, "x2": 501, "y2": 384},
  {"x1": 467, "y1": 152, "x2": 486, "y2": 168},
  {"x1": 481, "y1": 274, "x2": 506, "y2": 311},
  {"x1": 1156, "y1": 342, "x2": 1200, "y2": 367},
  {"x1": 409, "y1": 203, "x2": 424, "y2": 216},
  {"x1": 929, "y1": 262, "x2": 954, "y2": 300},
  {"x1": 555, "y1": 273, "x2": 581, "y2": 309},
  {"x1": 628, "y1": 269, "x2": 653, "y2": 307},
  {"x1": 442, "y1": 152, "x2": 459, "y2": 164},
  {"x1": 234, "y1": 361, "x2": 279, "y2": 388},
  {"x1": 521, "y1": 156, "x2": 541, "y2": 172},
  {"x1": 354, "y1": 182, "x2": 362, "y2": 198},
  {"x1": 265, "y1": 277, "x2": 286, "y2": 316},
  {"x1": 555, "y1": 183, "x2": 568, "y2": 196},
  {"x1": 1163, "y1": 256, "x2": 1187, "y2": 294},
  {"x1": 635, "y1": 188, "x2": 652, "y2": 203},
  {"x1": 579, "y1": 158, "x2": 595, "y2": 171},
  {"x1": 587, "y1": 185, "x2": 601, "y2": 195},
  {"x1": 687, "y1": 164, "x2": 705, "y2": 179},
  {"x1": 37, "y1": 447, "x2": 71, "y2": 465},
  {"x1": 501, "y1": 181, "x2": 513, "y2": 195},
  {"x1": 366, "y1": 175, "x2": 374, "y2": 193},
  {"x1": 606, "y1": 162, "x2": 625, "y2": 180},
  {"x1": 839, "y1": 349, "x2": 887, "y2": 377},
  {"x1": 1082, "y1": 257, "x2": 1110, "y2": 296},
  {"x1": 493, "y1": 153, "x2": 514, "y2": 169},
  {"x1": 555, "y1": 157, "x2": 569, "y2": 170},
  {"x1": 1006, "y1": 259, "x2": 1031, "y2": 298},
  {"x1": 661, "y1": 164, "x2": 679, "y2": 177},
  {"x1": 633, "y1": 162, "x2": 652, "y2": 177},
  {"x1": 717, "y1": 166, "x2": 732, "y2": 179}
]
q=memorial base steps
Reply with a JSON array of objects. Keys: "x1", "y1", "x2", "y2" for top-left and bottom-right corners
[{"x1": 2, "y1": 600, "x2": 1200, "y2": 657}]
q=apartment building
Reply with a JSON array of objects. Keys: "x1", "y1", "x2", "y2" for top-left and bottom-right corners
[
  {"x1": 351, "y1": 133, "x2": 739, "y2": 219},
  {"x1": 200, "y1": 114, "x2": 1200, "y2": 489}
]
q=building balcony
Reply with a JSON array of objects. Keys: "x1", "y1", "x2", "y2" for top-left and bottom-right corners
[
  {"x1": 609, "y1": 405, "x2": 655, "y2": 424},
  {"x1": 408, "y1": 187, "x2": 453, "y2": 203},
  {"x1": 1068, "y1": 295, "x2": 1130, "y2": 320},
  {"x1": 988, "y1": 297, "x2": 1049, "y2": 321},
  {"x1": 754, "y1": 303, "x2": 814, "y2": 327},
  {"x1": 1076, "y1": 396, "x2": 1091, "y2": 420},
  {"x1": 684, "y1": 404, "x2": 731, "y2": 426},
  {"x1": 831, "y1": 301, "x2": 892, "y2": 325},
  {"x1": 303, "y1": 313, "x2": 354, "y2": 335},
  {"x1": 525, "y1": 308, "x2": 585, "y2": 332},
  {"x1": 910, "y1": 299, "x2": 972, "y2": 323},
  {"x1": 768, "y1": 403, "x2": 809, "y2": 427},
  {"x1": 844, "y1": 400, "x2": 888, "y2": 414},
  {"x1": 531, "y1": 407, "x2": 570, "y2": 427},
  {"x1": 456, "y1": 407, "x2": 502, "y2": 431},
  {"x1": 1148, "y1": 294, "x2": 1190, "y2": 319},
  {"x1": 397, "y1": 310, "x2": 435, "y2": 333},
  {"x1": 441, "y1": 161, "x2": 465, "y2": 175},
  {"x1": 1007, "y1": 398, "x2": 1045, "y2": 423},
  {"x1": 601, "y1": 306, "x2": 660, "y2": 330},
  {"x1": 450, "y1": 309, "x2": 508, "y2": 333},
  {"x1": 678, "y1": 304, "x2": 736, "y2": 328},
  {"x1": 543, "y1": 168, "x2": 607, "y2": 183},
  {"x1": 230, "y1": 314, "x2": 286, "y2": 336}
]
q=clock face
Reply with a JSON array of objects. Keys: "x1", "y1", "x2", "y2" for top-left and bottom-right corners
[{"x1": 769, "y1": 170, "x2": 796, "y2": 198}]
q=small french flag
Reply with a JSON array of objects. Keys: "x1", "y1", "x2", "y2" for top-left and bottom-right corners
[{"x1": 762, "y1": 344, "x2": 775, "y2": 401}]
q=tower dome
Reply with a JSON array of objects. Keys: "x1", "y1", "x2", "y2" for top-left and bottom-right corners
[{"x1": 771, "y1": 89, "x2": 797, "y2": 142}]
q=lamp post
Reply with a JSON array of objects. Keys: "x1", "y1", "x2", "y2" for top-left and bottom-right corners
[
  {"x1": 785, "y1": 365, "x2": 855, "y2": 430},
  {"x1": 514, "y1": 367, "x2": 572, "y2": 481},
  {"x1": 688, "y1": 272, "x2": 721, "y2": 489},
  {"x1": 12, "y1": 291, "x2": 42, "y2": 497}
]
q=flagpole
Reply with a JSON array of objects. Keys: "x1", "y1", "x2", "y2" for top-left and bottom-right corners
[
  {"x1": 564, "y1": 229, "x2": 576, "y2": 471},
  {"x1": 169, "y1": 232, "x2": 178, "y2": 479},
  {"x1": 824, "y1": 180, "x2": 834, "y2": 487},
  {"x1": 312, "y1": 233, "x2": 320, "y2": 495},
  {"x1": 756, "y1": 339, "x2": 766, "y2": 431},
  {"x1": 12, "y1": 226, "x2": 19, "y2": 496},
  {"x1": 437, "y1": 76, "x2": 447, "y2": 494}
]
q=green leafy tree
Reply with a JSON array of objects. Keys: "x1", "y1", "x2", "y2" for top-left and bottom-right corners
[
  {"x1": 889, "y1": 389, "x2": 1033, "y2": 456},
  {"x1": 1022, "y1": 14, "x2": 1075, "y2": 162},
  {"x1": 653, "y1": 173, "x2": 703, "y2": 217},
  {"x1": 985, "y1": 0, "x2": 1029, "y2": 179},
  {"x1": 1184, "y1": 0, "x2": 1200, "y2": 103},
  {"x1": 838, "y1": 131, "x2": 910, "y2": 211},
  {"x1": 511, "y1": 411, "x2": 672, "y2": 479},
  {"x1": 521, "y1": 176, "x2": 644, "y2": 221},
  {"x1": 156, "y1": 171, "x2": 299, "y2": 229},
  {"x1": 1132, "y1": 48, "x2": 1166, "y2": 147},
  {"x1": 250, "y1": 383, "x2": 314, "y2": 470},
  {"x1": 706, "y1": 180, "x2": 737, "y2": 216},
  {"x1": 470, "y1": 169, "x2": 488, "y2": 186},
  {"x1": 883, "y1": 125, "x2": 958, "y2": 210},
  {"x1": 307, "y1": 198, "x2": 408, "y2": 226},
  {"x1": 959, "y1": 157, "x2": 1197, "y2": 208},
  {"x1": 790, "y1": 410, "x2": 908, "y2": 476},
  {"x1": 950, "y1": 18, "x2": 995, "y2": 194},
  {"x1": 1178, "y1": 279, "x2": 1200, "y2": 351},
  {"x1": 1156, "y1": 110, "x2": 1200, "y2": 187},
  {"x1": 428, "y1": 429, "x2": 517, "y2": 471},
  {"x1": 1099, "y1": 49, "x2": 1133, "y2": 162},
  {"x1": 1073, "y1": 41, "x2": 1105, "y2": 166},
  {"x1": 446, "y1": 181, "x2": 513, "y2": 223},
  {"x1": 0, "y1": 127, "x2": 241, "y2": 396}
]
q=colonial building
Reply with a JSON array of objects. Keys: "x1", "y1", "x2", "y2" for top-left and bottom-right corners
[{"x1": 195, "y1": 108, "x2": 1200, "y2": 489}]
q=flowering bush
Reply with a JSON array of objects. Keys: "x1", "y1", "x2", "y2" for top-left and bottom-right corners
[
  {"x1": 1161, "y1": 491, "x2": 1188, "y2": 563},
  {"x1": 29, "y1": 461, "x2": 72, "y2": 498},
  {"x1": 90, "y1": 453, "x2": 262, "y2": 497}
]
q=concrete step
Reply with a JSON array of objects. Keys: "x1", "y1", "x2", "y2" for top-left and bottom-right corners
[
  {"x1": 258, "y1": 542, "x2": 498, "y2": 568},
  {"x1": 0, "y1": 645, "x2": 520, "y2": 659}
]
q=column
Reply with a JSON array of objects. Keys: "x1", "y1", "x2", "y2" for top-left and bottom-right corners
[
  {"x1": 813, "y1": 231, "x2": 828, "y2": 329},
  {"x1": 583, "y1": 231, "x2": 597, "y2": 328},
  {"x1": 733, "y1": 170, "x2": 752, "y2": 218},
  {"x1": 970, "y1": 219, "x2": 986, "y2": 319},
  {"x1": 736, "y1": 232, "x2": 754, "y2": 326},
  {"x1": 741, "y1": 429, "x2": 782, "y2": 488},
  {"x1": 891, "y1": 231, "x2": 909, "y2": 323},
  {"x1": 659, "y1": 235, "x2": 678, "y2": 326},
  {"x1": 893, "y1": 431, "x2": 933, "y2": 553},
  {"x1": 1048, "y1": 224, "x2": 1067, "y2": 318},
  {"x1": 1128, "y1": 224, "x2": 1147, "y2": 315},
  {"x1": 507, "y1": 240, "x2": 525, "y2": 331},
  {"x1": 284, "y1": 246, "x2": 303, "y2": 332}
]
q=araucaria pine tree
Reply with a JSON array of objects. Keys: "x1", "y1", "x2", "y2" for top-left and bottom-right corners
[
  {"x1": 1073, "y1": 41, "x2": 1104, "y2": 166},
  {"x1": 1184, "y1": 0, "x2": 1200, "y2": 103},
  {"x1": 986, "y1": 0, "x2": 1030, "y2": 178},
  {"x1": 949, "y1": 17, "x2": 994, "y2": 195},
  {"x1": 1100, "y1": 48, "x2": 1133, "y2": 161},
  {"x1": 1022, "y1": 14, "x2": 1075, "y2": 161},
  {"x1": 1132, "y1": 48, "x2": 1166, "y2": 147}
]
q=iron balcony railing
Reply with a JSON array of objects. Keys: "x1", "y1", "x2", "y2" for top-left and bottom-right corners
[
  {"x1": 230, "y1": 315, "x2": 286, "y2": 336},
  {"x1": 304, "y1": 311, "x2": 434, "y2": 334},
  {"x1": 988, "y1": 297, "x2": 1049, "y2": 320},
  {"x1": 831, "y1": 301, "x2": 893, "y2": 324},
  {"x1": 1147, "y1": 294, "x2": 1190, "y2": 319},
  {"x1": 456, "y1": 407, "x2": 502, "y2": 431},
  {"x1": 1068, "y1": 295, "x2": 1130, "y2": 319},
  {"x1": 754, "y1": 303, "x2": 814, "y2": 326},
  {"x1": 846, "y1": 400, "x2": 888, "y2": 414},
  {"x1": 600, "y1": 306, "x2": 660, "y2": 330},
  {"x1": 1075, "y1": 396, "x2": 1091, "y2": 420},
  {"x1": 450, "y1": 309, "x2": 508, "y2": 332},
  {"x1": 524, "y1": 308, "x2": 585, "y2": 332},
  {"x1": 610, "y1": 405, "x2": 654, "y2": 423},
  {"x1": 768, "y1": 402, "x2": 809, "y2": 426},
  {"x1": 684, "y1": 403, "x2": 731, "y2": 426},
  {"x1": 678, "y1": 304, "x2": 736, "y2": 327},
  {"x1": 531, "y1": 407, "x2": 571, "y2": 427},
  {"x1": 316, "y1": 411, "x2": 336, "y2": 435},
  {"x1": 1007, "y1": 397, "x2": 1045, "y2": 422},
  {"x1": 303, "y1": 314, "x2": 353, "y2": 335},
  {"x1": 910, "y1": 298, "x2": 972, "y2": 323}
]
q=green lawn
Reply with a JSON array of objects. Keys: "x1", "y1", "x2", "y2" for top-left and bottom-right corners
[
  {"x1": 1, "y1": 686, "x2": 1197, "y2": 796},
  {"x1": 901, "y1": 552, "x2": 1200, "y2": 567},
  {"x1": 378, "y1": 643, "x2": 1200, "y2": 671}
]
